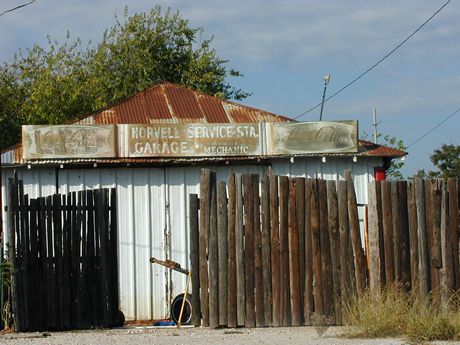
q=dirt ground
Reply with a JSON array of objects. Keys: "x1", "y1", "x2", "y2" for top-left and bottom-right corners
[{"x1": 1, "y1": 326, "x2": 458, "y2": 345}]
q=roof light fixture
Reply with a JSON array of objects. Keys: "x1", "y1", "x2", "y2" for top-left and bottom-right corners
[{"x1": 319, "y1": 74, "x2": 331, "y2": 121}]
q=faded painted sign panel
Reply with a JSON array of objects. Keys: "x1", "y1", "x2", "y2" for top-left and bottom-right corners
[
  {"x1": 266, "y1": 121, "x2": 358, "y2": 154},
  {"x1": 21, "y1": 121, "x2": 359, "y2": 160},
  {"x1": 22, "y1": 125, "x2": 116, "y2": 159},
  {"x1": 125, "y1": 123, "x2": 262, "y2": 157}
]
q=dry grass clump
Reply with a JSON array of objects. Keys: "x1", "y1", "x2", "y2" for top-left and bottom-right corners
[
  {"x1": 344, "y1": 286, "x2": 460, "y2": 342},
  {"x1": 344, "y1": 285, "x2": 410, "y2": 338}
]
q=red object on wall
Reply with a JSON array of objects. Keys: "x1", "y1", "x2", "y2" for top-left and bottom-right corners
[{"x1": 374, "y1": 167, "x2": 386, "y2": 181}]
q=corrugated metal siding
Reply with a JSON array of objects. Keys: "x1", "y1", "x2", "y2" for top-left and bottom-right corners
[{"x1": 1, "y1": 157, "x2": 381, "y2": 321}]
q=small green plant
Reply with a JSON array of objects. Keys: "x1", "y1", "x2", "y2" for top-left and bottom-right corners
[
  {"x1": 344, "y1": 285, "x2": 460, "y2": 342},
  {"x1": 0, "y1": 260, "x2": 14, "y2": 331},
  {"x1": 0, "y1": 260, "x2": 14, "y2": 287}
]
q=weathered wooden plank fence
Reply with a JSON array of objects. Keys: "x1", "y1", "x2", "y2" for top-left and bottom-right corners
[
  {"x1": 6, "y1": 174, "x2": 120, "y2": 331},
  {"x1": 190, "y1": 169, "x2": 366, "y2": 328},
  {"x1": 368, "y1": 178, "x2": 460, "y2": 303},
  {"x1": 190, "y1": 170, "x2": 459, "y2": 328}
]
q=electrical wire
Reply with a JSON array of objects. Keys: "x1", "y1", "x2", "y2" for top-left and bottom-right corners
[
  {"x1": 406, "y1": 108, "x2": 460, "y2": 149},
  {"x1": 294, "y1": 0, "x2": 451, "y2": 120},
  {"x1": 0, "y1": 0, "x2": 36, "y2": 17}
]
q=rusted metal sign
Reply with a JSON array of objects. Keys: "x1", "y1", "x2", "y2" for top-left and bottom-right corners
[
  {"x1": 266, "y1": 121, "x2": 358, "y2": 154},
  {"x1": 21, "y1": 121, "x2": 359, "y2": 160},
  {"x1": 22, "y1": 125, "x2": 116, "y2": 159},
  {"x1": 121, "y1": 123, "x2": 262, "y2": 157}
]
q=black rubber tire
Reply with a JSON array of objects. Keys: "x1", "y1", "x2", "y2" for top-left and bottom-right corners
[{"x1": 170, "y1": 293, "x2": 192, "y2": 325}]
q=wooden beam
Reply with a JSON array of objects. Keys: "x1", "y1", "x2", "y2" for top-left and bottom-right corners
[{"x1": 227, "y1": 174, "x2": 237, "y2": 328}]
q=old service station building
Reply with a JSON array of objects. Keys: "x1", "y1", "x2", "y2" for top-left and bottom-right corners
[{"x1": 1, "y1": 82, "x2": 405, "y2": 321}]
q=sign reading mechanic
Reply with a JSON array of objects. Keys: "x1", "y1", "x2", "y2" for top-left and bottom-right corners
[{"x1": 126, "y1": 123, "x2": 262, "y2": 157}]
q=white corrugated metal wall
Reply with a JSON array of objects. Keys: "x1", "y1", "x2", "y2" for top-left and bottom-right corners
[{"x1": 1, "y1": 156, "x2": 381, "y2": 321}]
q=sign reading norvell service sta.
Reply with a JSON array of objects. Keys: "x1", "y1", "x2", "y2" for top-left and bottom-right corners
[
  {"x1": 22, "y1": 121, "x2": 358, "y2": 160},
  {"x1": 123, "y1": 123, "x2": 262, "y2": 157}
]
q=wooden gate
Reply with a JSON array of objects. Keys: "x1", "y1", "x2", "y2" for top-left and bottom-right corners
[{"x1": 6, "y1": 174, "x2": 120, "y2": 331}]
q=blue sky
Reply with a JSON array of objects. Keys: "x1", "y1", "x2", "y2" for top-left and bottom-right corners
[{"x1": 1, "y1": 0, "x2": 459, "y2": 176}]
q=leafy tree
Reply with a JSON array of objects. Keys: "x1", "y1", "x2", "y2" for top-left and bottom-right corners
[
  {"x1": 382, "y1": 134, "x2": 406, "y2": 180},
  {"x1": 87, "y1": 7, "x2": 249, "y2": 108},
  {"x1": 415, "y1": 144, "x2": 460, "y2": 178},
  {"x1": 411, "y1": 144, "x2": 459, "y2": 179},
  {"x1": 430, "y1": 144, "x2": 460, "y2": 178},
  {"x1": 0, "y1": 6, "x2": 249, "y2": 149},
  {"x1": 411, "y1": 168, "x2": 439, "y2": 179}
]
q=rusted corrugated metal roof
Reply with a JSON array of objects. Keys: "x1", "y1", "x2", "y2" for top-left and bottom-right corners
[
  {"x1": 0, "y1": 82, "x2": 407, "y2": 165},
  {"x1": 72, "y1": 81, "x2": 291, "y2": 125},
  {"x1": 359, "y1": 140, "x2": 406, "y2": 158}
]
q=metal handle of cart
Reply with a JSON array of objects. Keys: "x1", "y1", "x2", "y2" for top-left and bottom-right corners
[{"x1": 149, "y1": 257, "x2": 192, "y2": 328}]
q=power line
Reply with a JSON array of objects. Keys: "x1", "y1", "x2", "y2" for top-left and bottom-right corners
[
  {"x1": 294, "y1": 0, "x2": 451, "y2": 120},
  {"x1": 0, "y1": 0, "x2": 36, "y2": 17},
  {"x1": 406, "y1": 108, "x2": 460, "y2": 149}
]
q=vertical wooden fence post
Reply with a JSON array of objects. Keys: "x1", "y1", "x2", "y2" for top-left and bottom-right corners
[
  {"x1": 415, "y1": 178, "x2": 429, "y2": 298},
  {"x1": 295, "y1": 177, "x2": 306, "y2": 322},
  {"x1": 288, "y1": 178, "x2": 301, "y2": 326},
  {"x1": 189, "y1": 194, "x2": 201, "y2": 327},
  {"x1": 432, "y1": 180, "x2": 443, "y2": 305},
  {"x1": 345, "y1": 171, "x2": 366, "y2": 294},
  {"x1": 390, "y1": 182, "x2": 401, "y2": 283},
  {"x1": 261, "y1": 174, "x2": 272, "y2": 326},
  {"x1": 310, "y1": 179, "x2": 323, "y2": 317},
  {"x1": 367, "y1": 181, "x2": 381, "y2": 297},
  {"x1": 398, "y1": 181, "x2": 411, "y2": 288},
  {"x1": 381, "y1": 180, "x2": 394, "y2": 285},
  {"x1": 337, "y1": 180, "x2": 351, "y2": 310},
  {"x1": 253, "y1": 175, "x2": 265, "y2": 327},
  {"x1": 278, "y1": 175, "x2": 290, "y2": 326},
  {"x1": 269, "y1": 173, "x2": 281, "y2": 327},
  {"x1": 440, "y1": 180, "x2": 453, "y2": 306},
  {"x1": 208, "y1": 174, "x2": 219, "y2": 329},
  {"x1": 407, "y1": 181, "x2": 418, "y2": 290},
  {"x1": 227, "y1": 174, "x2": 237, "y2": 328},
  {"x1": 243, "y1": 174, "x2": 255, "y2": 328},
  {"x1": 327, "y1": 180, "x2": 341, "y2": 324},
  {"x1": 199, "y1": 169, "x2": 211, "y2": 327},
  {"x1": 235, "y1": 174, "x2": 245, "y2": 326},
  {"x1": 304, "y1": 179, "x2": 314, "y2": 325},
  {"x1": 217, "y1": 181, "x2": 228, "y2": 327},
  {"x1": 318, "y1": 179, "x2": 333, "y2": 320}
]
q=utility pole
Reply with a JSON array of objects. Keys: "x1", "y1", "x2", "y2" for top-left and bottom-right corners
[{"x1": 372, "y1": 108, "x2": 381, "y2": 144}]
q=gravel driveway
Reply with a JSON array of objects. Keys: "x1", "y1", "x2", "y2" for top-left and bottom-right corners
[{"x1": 0, "y1": 326, "x2": 457, "y2": 345}]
